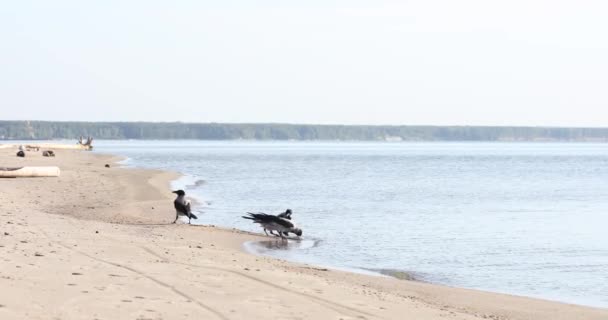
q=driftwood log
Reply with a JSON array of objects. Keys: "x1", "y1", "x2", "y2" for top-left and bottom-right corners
[
  {"x1": 22, "y1": 143, "x2": 91, "y2": 150},
  {"x1": 0, "y1": 166, "x2": 60, "y2": 178},
  {"x1": 0, "y1": 137, "x2": 94, "y2": 151}
]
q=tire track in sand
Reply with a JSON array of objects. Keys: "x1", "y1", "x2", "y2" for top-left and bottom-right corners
[
  {"x1": 140, "y1": 245, "x2": 378, "y2": 320},
  {"x1": 36, "y1": 227, "x2": 230, "y2": 320}
]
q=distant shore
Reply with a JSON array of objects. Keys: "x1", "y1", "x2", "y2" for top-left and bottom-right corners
[
  {"x1": 0, "y1": 147, "x2": 606, "y2": 319},
  {"x1": 3, "y1": 120, "x2": 608, "y2": 142}
]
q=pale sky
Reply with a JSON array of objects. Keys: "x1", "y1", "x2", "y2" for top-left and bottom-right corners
[{"x1": 1, "y1": 1, "x2": 607, "y2": 126}]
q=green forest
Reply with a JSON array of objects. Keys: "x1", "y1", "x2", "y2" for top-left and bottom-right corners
[{"x1": 1, "y1": 121, "x2": 608, "y2": 141}]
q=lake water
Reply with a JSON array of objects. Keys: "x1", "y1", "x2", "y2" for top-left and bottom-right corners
[{"x1": 96, "y1": 141, "x2": 608, "y2": 308}]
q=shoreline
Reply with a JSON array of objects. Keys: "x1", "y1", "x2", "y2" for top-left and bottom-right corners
[
  {"x1": 1, "y1": 148, "x2": 607, "y2": 319},
  {"x1": 97, "y1": 149, "x2": 608, "y2": 311},
  {"x1": 158, "y1": 157, "x2": 594, "y2": 309}
]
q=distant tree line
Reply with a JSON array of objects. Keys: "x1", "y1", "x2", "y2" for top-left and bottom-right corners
[{"x1": 1, "y1": 120, "x2": 608, "y2": 141}]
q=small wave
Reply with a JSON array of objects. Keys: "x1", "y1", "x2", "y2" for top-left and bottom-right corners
[
  {"x1": 116, "y1": 157, "x2": 132, "y2": 167},
  {"x1": 185, "y1": 179, "x2": 206, "y2": 189},
  {"x1": 366, "y1": 268, "x2": 418, "y2": 281}
]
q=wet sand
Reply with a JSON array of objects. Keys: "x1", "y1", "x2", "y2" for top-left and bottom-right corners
[{"x1": 0, "y1": 147, "x2": 606, "y2": 319}]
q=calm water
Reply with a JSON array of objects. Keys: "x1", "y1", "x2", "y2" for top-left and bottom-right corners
[{"x1": 97, "y1": 141, "x2": 608, "y2": 308}]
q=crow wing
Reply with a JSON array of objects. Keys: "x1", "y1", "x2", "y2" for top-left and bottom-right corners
[{"x1": 174, "y1": 199, "x2": 189, "y2": 214}]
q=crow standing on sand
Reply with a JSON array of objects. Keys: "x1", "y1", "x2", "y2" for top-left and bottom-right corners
[{"x1": 172, "y1": 190, "x2": 198, "y2": 224}]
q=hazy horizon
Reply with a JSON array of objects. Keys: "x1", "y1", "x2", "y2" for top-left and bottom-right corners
[
  {"x1": 4, "y1": 119, "x2": 608, "y2": 129},
  {"x1": 2, "y1": 1, "x2": 607, "y2": 126}
]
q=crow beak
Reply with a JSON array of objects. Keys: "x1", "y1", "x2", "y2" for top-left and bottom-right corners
[{"x1": 172, "y1": 191, "x2": 178, "y2": 194}]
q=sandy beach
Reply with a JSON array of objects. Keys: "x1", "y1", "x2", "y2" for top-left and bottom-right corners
[{"x1": 0, "y1": 148, "x2": 606, "y2": 320}]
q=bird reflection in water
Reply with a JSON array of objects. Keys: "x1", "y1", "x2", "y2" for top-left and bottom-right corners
[
  {"x1": 251, "y1": 238, "x2": 321, "y2": 252},
  {"x1": 257, "y1": 239, "x2": 293, "y2": 250}
]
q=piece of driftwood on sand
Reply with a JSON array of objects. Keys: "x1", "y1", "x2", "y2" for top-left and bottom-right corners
[
  {"x1": 0, "y1": 136, "x2": 94, "y2": 151},
  {"x1": 27, "y1": 136, "x2": 94, "y2": 151},
  {"x1": 0, "y1": 166, "x2": 61, "y2": 178}
]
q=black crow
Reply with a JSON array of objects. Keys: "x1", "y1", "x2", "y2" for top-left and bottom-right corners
[
  {"x1": 242, "y1": 212, "x2": 302, "y2": 239},
  {"x1": 172, "y1": 190, "x2": 198, "y2": 224}
]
